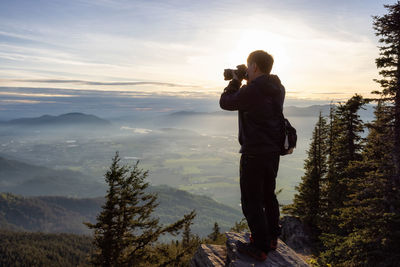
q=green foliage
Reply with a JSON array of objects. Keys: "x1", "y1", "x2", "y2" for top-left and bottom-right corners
[
  {"x1": 318, "y1": 100, "x2": 400, "y2": 266},
  {"x1": 284, "y1": 94, "x2": 400, "y2": 265},
  {"x1": 321, "y1": 95, "x2": 365, "y2": 236},
  {"x1": 0, "y1": 230, "x2": 92, "y2": 267},
  {"x1": 230, "y1": 218, "x2": 249, "y2": 233},
  {"x1": 85, "y1": 152, "x2": 197, "y2": 266},
  {"x1": 372, "y1": 2, "x2": 400, "y2": 99},
  {"x1": 204, "y1": 222, "x2": 226, "y2": 245},
  {"x1": 372, "y1": 4, "x2": 400, "y2": 247},
  {"x1": 283, "y1": 112, "x2": 328, "y2": 241},
  {"x1": 150, "y1": 218, "x2": 202, "y2": 267},
  {"x1": 286, "y1": 27, "x2": 400, "y2": 263}
]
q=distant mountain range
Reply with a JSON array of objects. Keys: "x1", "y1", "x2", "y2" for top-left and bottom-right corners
[
  {"x1": 168, "y1": 104, "x2": 375, "y2": 119},
  {"x1": 0, "y1": 113, "x2": 110, "y2": 127},
  {"x1": 169, "y1": 105, "x2": 332, "y2": 117}
]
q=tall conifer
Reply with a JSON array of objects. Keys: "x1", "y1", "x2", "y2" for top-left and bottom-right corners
[
  {"x1": 324, "y1": 101, "x2": 398, "y2": 266},
  {"x1": 283, "y1": 112, "x2": 328, "y2": 241},
  {"x1": 373, "y1": 2, "x2": 400, "y2": 189},
  {"x1": 86, "y1": 153, "x2": 196, "y2": 267},
  {"x1": 322, "y1": 95, "x2": 365, "y2": 234}
]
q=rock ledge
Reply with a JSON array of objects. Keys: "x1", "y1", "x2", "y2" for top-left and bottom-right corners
[{"x1": 191, "y1": 232, "x2": 309, "y2": 267}]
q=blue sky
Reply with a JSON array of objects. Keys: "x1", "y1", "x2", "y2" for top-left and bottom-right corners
[{"x1": 0, "y1": 0, "x2": 393, "y2": 101}]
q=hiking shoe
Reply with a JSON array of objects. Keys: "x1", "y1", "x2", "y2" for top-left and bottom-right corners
[
  {"x1": 237, "y1": 240, "x2": 267, "y2": 261},
  {"x1": 270, "y1": 238, "x2": 278, "y2": 250},
  {"x1": 250, "y1": 234, "x2": 278, "y2": 250}
]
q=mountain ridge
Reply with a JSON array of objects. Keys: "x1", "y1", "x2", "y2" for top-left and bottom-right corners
[
  {"x1": 0, "y1": 156, "x2": 105, "y2": 197},
  {"x1": 0, "y1": 186, "x2": 242, "y2": 237},
  {"x1": 1, "y1": 112, "x2": 110, "y2": 126},
  {"x1": 168, "y1": 105, "x2": 332, "y2": 117}
]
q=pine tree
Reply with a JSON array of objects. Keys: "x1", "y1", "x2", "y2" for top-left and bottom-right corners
[
  {"x1": 230, "y1": 218, "x2": 249, "y2": 232},
  {"x1": 283, "y1": 112, "x2": 328, "y2": 242},
  {"x1": 319, "y1": 104, "x2": 339, "y2": 233},
  {"x1": 208, "y1": 222, "x2": 221, "y2": 242},
  {"x1": 206, "y1": 222, "x2": 225, "y2": 245},
  {"x1": 316, "y1": 95, "x2": 366, "y2": 265},
  {"x1": 182, "y1": 219, "x2": 193, "y2": 247},
  {"x1": 85, "y1": 152, "x2": 196, "y2": 267},
  {"x1": 85, "y1": 152, "x2": 127, "y2": 266},
  {"x1": 320, "y1": 100, "x2": 397, "y2": 266},
  {"x1": 322, "y1": 95, "x2": 365, "y2": 233},
  {"x1": 181, "y1": 211, "x2": 199, "y2": 248},
  {"x1": 373, "y1": 2, "x2": 400, "y2": 189}
]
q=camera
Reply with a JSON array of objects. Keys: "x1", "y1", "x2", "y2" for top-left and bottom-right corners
[{"x1": 224, "y1": 64, "x2": 248, "y2": 81}]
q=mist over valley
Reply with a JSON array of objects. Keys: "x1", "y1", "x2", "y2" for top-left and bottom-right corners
[{"x1": 0, "y1": 89, "x2": 375, "y2": 211}]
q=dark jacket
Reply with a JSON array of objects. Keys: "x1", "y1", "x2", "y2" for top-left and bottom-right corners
[{"x1": 219, "y1": 74, "x2": 285, "y2": 154}]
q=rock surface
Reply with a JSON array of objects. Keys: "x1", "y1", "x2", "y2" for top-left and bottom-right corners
[
  {"x1": 190, "y1": 244, "x2": 227, "y2": 267},
  {"x1": 280, "y1": 216, "x2": 312, "y2": 255},
  {"x1": 191, "y1": 232, "x2": 309, "y2": 267}
]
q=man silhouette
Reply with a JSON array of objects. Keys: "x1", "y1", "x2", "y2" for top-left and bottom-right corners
[{"x1": 220, "y1": 50, "x2": 285, "y2": 261}]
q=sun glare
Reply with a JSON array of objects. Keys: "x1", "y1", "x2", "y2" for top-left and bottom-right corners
[{"x1": 225, "y1": 29, "x2": 290, "y2": 76}]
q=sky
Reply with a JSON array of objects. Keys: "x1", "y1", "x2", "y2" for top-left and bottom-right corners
[{"x1": 0, "y1": 0, "x2": 394, "y2": 101}]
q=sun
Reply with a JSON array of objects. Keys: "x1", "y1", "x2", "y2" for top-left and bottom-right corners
[{"x1": 225, "y1": 29, "x2": 290, "y2": 76}]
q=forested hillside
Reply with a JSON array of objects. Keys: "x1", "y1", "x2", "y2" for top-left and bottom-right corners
[
  {"x1": 0, "y1": 185, "x2": 242, "y2": 237},
  {"x1": 0, "y1": 230, "x2": 92, "y2": 266}
]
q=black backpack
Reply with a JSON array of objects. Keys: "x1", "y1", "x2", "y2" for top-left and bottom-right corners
[{"x1": 280, "y1": 118, "x2": 297, "y2": 155}]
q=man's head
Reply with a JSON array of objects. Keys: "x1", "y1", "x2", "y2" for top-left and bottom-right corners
[{"x1": 247, "y1": 50, "x2": 274, "y2": 82}]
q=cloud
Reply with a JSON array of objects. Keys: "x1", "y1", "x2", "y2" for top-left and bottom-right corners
[
  {"x1": 0, "y1": 86, "x2": 218, "y2": 99},
  {"x1": 0, "y1": 0, "x2": 386, "y2": 100},
  {"x1": 0, "y1": 91, "x2": 76, "y2": 98},
  {"x1": 0, "y1": 99, "x2": 53, "y2": 104},
  {"x1": 16, "y1": 79, "x2": 197, "y2": 88}
]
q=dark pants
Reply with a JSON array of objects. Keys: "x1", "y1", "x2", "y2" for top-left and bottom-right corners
[{"x1": 240, "y1": 153, "x2": 280, "y2": 252}]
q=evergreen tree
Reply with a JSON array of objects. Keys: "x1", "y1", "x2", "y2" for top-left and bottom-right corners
[
  {"x1": 182, "y1": 218, "x2": 193, "y2": 247},
  {"x1": 181, "y1": 211, "x2": 200, "y2": 249},
  {"x1": 319, "y1": 104, "x2": 339, "y2": 233},
  {"x1": 151, "y1": 213, "x2": 201, "y2": 267},
  {"x1": 373, "y1": 1, "x2": 400, "y2": 189},
  {"x1": 322, "y1": 95, "x2": 365, "y2": 236},
  {"x1": 230, "y1": 218, "x2": 249, "y2": 233},
  {"x1": 86, "y1": 152, "x2": 196, "y2": 267},
  {"x1": 319, "y1": 104, "x2": 393, "y2": 266},
  {"x1": 320, "y1": 101, "x2": 398, "y2": 266},
  {"x1": 208, "y1": 222, "x2": 221, "y2": 242},
  {"x1": 283, "y1": 112, "x2": 328, "y2": 241},
  {"x1": 206, "y1": 222, "x2": 225, "y2": 245}
]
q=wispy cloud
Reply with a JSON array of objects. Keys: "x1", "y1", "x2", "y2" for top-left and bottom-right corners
[
  {"x1": 0, "y1": 0, "x2": 388, "y2": 99},
  {"x1": 15, "y1": 79, "x2": 198, "y2": 88},
  {"x1": 0, "y1": 99, "x2": 53, "y2": 104},
  {"x1": 0, "y1": 91, "x2": 77, "y2": 98},
  {"x1": 0, "y1": 86, "x2": 217, "y2": 99}
]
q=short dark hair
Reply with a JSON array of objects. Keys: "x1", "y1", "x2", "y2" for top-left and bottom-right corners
[{"x1": 247, "y1": 50, "x2": 274, "y2": 74}]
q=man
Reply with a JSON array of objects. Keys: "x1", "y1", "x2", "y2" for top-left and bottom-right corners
[{"x1": 219, "y1": 50, "x2": 285, "y2": 261}]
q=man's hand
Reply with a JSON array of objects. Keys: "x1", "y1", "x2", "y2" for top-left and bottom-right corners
[
  {"x1": 232, "y1": 70, "x2": 239, "y2": 81},
  {"x1": 223, "y1": 75, "x2": 241, "y2": 94}
]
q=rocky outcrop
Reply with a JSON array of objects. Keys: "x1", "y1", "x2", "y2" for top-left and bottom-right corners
[
  {"x1": 190, "y1": 244, "x2": 226, "y2": 267},
  {"x1": 191, "y1": 232, "x2": 310, "y2": 267},
  {"x1": 280, "y1": 216, "x2": 312, "y2": 255}
]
